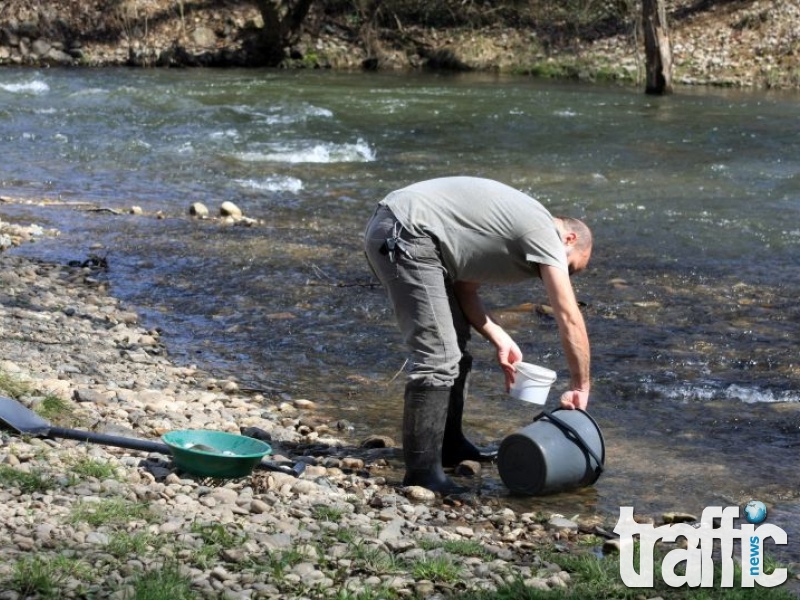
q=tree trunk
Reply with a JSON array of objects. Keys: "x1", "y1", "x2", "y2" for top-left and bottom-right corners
[
  {"x1": 642, "y1": 0, "x2": 673, "y2": 94},
  {"x1": 252, "y1": 0, "x2": 314, "y2": 66},
  {"x1": 356, "y1": 0, "x2": 383, "y2": 69}
]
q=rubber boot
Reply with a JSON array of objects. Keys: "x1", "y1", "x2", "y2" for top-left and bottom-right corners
[
  {"x1": 441, "y1": 355, "x2": 498, "y2": 468},
  {"x1": 402, "y1": 382, "x2": 469, "y2": 495}
]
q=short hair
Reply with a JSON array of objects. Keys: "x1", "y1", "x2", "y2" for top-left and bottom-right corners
[{"x1": 557, "y1": 216, "x2": 593, "y2": 255}]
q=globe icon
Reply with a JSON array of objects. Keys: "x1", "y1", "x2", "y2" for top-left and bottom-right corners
[{"x1": 744, "y1": 500, "x2": 767, "y2": 524}]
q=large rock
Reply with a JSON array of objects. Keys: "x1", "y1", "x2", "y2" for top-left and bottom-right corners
[
  {"x1": 219, "y1": 201, "x2": 242, "y2": 219},
  {"x1": 31, "y1": 38, "x2": 51, "y2": 57},
  {"x1": 188, "y1": 202, "x2": 209, "y2": 218},
  {"x1": 192, "y1": 26, "x2": 217, "y2": 48},
  {"x1": 44, "y1": 47, "x2": 74, "y2": 65}
]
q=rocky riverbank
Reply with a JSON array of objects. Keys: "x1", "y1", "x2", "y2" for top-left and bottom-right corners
[
  {"x1": 0, "y1": 216, "x2": 616, "y2": 598},
  {"x1": 3, "y1": 211, "x2": 800, "y2": 597},
  {"x1": 1, "y1": 0, "x2": 800, "y2": 89}
]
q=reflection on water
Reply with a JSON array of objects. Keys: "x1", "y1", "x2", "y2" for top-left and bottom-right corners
[{"x1": 3, "y1": 69, "x2": 799, "y2": 562}]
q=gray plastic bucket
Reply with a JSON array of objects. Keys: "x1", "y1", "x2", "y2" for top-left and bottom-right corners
[{"x1": 497, "y1": 408, "x2": 605, "y2": 496}]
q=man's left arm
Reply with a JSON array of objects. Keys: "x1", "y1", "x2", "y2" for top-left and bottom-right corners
[
  {"x1": 453, "y1": 281, "x2": 522, "y2": 391},
  {"x1": 539, "y1": 265, "x2": 591, "y2": 409}
]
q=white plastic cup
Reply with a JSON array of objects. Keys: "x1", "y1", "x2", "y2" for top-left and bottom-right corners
[{"x1": 509, "y1": 362, "x2": 557, "y2": 405}]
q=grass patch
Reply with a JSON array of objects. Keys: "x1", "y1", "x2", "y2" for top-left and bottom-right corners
[
  {"x1": 408, "y1": 554, "x2": 462, "y2": 583},
  {"x1": 333, "y1": 586, "x2": 401, "y2": 600},
  {"x1": 186, "y1": 543, "x2": 220, "y2": 571},
  {"x1": 348, "y1": 541, "x2": 400, "y2": 575},
  {"x1": 190, "y1": 521, "x2": 246, "y2": 549},
  {"x1": 555, "y1": 548, "x2": 794, "y2": 599},
  {"x1": 311, "y1": 504, "x2": 345, "y2": 522},
  {"x1": 3, "y1": 555, "x2": 91, "y2": 598},
  {"x1": 0, "y1": 370, "x2": 30, "y2": 398},
  {"x1": 70, "y1": 456, "x2": 119, "y2": 480},
  {"x1": 0, "y1": 464, "x2": 56, "y2": 493},
  {"x1": 332, "y1": 526, "x2": 358, "y2": 544},
  {"x1": 127, "y1": 562, "x2": 193, "y2": 600},
  {"x1": 419, "y1": 538, "x2": 491, "y2": 559},
  {"x1": 185, "y1": 521, "x2": 248, "y2": 570},
  {"x1": 259, "y1": 546, "x2": 307, "y2": 579},
  {"x1": 455, "y1": 547, "x2": 797, "y2": 599},
  {"x1": 69, "y1": 498, "x2": 155, "y2": 528},
  {"x1": 35, "y1": 395, "x2": 74, "y2": 422},
  {"x1": 107, "y1": 531, "x2": 163, "y2": 558},
  {"x1": 575, "y1": 534, "x2": 604, "y2": 547}
]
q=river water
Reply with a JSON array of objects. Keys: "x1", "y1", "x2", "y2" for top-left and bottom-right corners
[{"x1": 2, "y1": 68, "x2": 799, "y2": 562}]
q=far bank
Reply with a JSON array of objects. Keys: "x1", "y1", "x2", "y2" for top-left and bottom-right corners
[{"x1": 1, "y1": 0, "x2": 799, "y2": 89}]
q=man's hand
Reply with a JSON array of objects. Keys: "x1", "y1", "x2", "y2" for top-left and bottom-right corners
[
  {"x1": 497, "y1": 337, "x2": 523, "y2": 392},
  {"x1": 453, "y1": 281, "x2": 523, "y2": 392},
  {"x1": 560, "y1": 389, "x2": 590, "y2": 410}
]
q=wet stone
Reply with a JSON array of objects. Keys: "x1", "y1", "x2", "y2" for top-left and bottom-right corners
[
  {"x1": 219, "y1": 201, "x2": 242, "y2": 219},
  {"x1": 189, "y1": 202, "x2": 209, "y2": 217},
  {"x1": 547, "y1": 517, "x2": 579, "y2": 531}
]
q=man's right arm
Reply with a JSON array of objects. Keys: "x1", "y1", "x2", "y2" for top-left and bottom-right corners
[{"x1": 539, "y1": 265, "x2": 591, "y2": 409}]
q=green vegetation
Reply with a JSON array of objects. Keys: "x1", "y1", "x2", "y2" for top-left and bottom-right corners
[
  {"x1": 512, "y1": 57, "x2": 636, "y2": 84},
  {"x1": 0, "y1": 464, "x2": 56, "y2": 493},
  {"x1": 69, "y1": 498, "x2": 156, "y2": 527},
  {"x1": 333, "y1": 526, "x2": 358, "y2": 544},
  {"x1": 127, "y1": 562, "x2": 194, "y2": 600},
  {"x1": 190, "y1": 521, "x2": 246, "y2": 549},
  {"x1": 419, "y1": 537, "x2": 492, "y2": 559},
  {"x1": 4, "y1": 555, "x2": 91, "y2": 599},
  {"x1": 35, "y1": 394, "x2": 74, "y2": 422},
  {"x1": 0, "y1": 368, "x2": 83, "y2": 428},
  {"x1": 0, "y1": 370, "x2": 29, "y2": 398},
  {"x1": 455, "y1": 548, "x2": 797, "y2": 599},
  {"x1": 348, "y1": 541, "x2": 400, "y2": 575},
  {"x1": 185, "y1": 521, "x2": 248, "y2": 570},
  {"x1": 107, "y1": 531, "x2": 165, "y2": 558},
  {"x1": 332, "y1": 586, "x2": 400, "y2": 600},
  {"x1": 311, "y1": 504, "x2": 346, "y2": 522},
  {"x1": 70, "y1": 456, "x2": 119, "y2": 480},
  {"x1": 410, "y1": 554, "x2": 463, "y2": 583},
  {"x1": 33, "y1": 393, "x2": 90, "y2": 429},
  {"x1": 259, "y1": 546, "x2": 307, "y2": 579}
]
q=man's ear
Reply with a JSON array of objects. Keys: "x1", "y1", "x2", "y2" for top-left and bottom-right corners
[{"x1": 563, "y1": 231, "x2": 578, "y2": 247}]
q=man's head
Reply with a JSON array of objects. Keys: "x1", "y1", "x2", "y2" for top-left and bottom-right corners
[{"x1": 555, "y1": 217, "x2": 592, "y2": 275}]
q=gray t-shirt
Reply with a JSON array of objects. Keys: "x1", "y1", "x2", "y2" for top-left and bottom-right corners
[{"x1": 379, "y1": 177, "x2": 567, "y2": 283}]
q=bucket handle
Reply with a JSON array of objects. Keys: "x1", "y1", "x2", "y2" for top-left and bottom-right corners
[{"x1": 535, "y1": 410, "x2": 604, "y2": 476}]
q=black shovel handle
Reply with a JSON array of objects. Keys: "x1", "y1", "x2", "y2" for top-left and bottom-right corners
[
  {"x1": 47, "y1": 426, "x2": 171, "y2": 454},
  {"x1": 47, "y1": 426, "x2": 305, "y2": 477}
]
